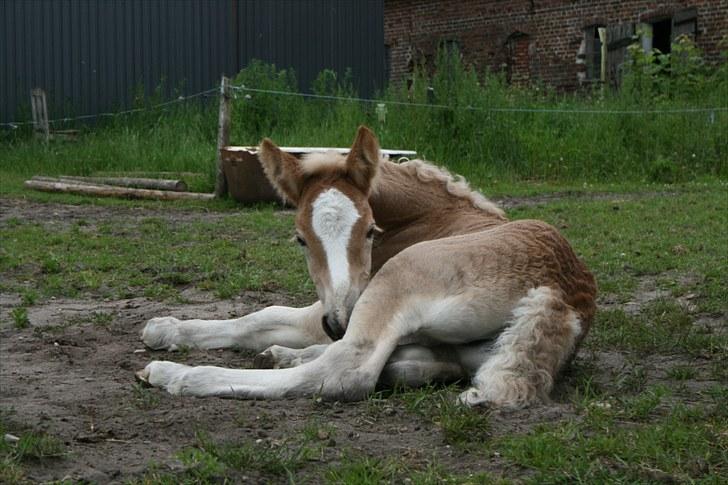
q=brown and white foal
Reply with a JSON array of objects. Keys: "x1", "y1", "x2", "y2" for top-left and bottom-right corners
[{"x1": 139, "y1": 126, "x2": 596, "y2": 407}]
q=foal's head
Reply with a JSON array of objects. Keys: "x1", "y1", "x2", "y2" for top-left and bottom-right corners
[{"x1": 258, "y1": 126, "x2": 382, "y2": 340}]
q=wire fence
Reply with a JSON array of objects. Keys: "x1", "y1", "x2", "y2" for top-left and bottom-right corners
[
  {"x1": 229, "y1": 85, "x2": 728, "y2": 115},
  {"x1": 2, "y1": 82, "x2": 726, "y2": 129},
  {"x1": 0, "y1": 87, "x2": 218, "y2": 128}
]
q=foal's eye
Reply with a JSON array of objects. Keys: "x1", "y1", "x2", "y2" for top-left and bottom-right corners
[
  {"x1": 366, "y1": 227, "x2": 376, "y2": 239},
  {"x1": 295, "y1": 235, "x2": 307, "y2": 247}
]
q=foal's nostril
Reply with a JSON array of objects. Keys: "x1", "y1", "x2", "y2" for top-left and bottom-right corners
[{"x1": 322, "y1": 315, "x2": 345, "y2": 341}]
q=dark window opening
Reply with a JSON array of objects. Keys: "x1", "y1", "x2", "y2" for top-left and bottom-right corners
[
  {"x1": 651, "y1": 18, "x2": 672, "y2": 54},
  {"x1": 584, "y1": 25, "x2": 604, "y2": 80},
  {"x1": 504, "y1": 32, "x2": 530, "y2": 85}
]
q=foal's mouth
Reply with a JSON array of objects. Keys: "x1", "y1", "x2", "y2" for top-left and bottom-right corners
[{"x1": 322, "y1": 315, "x2": 345, "y2": 341}]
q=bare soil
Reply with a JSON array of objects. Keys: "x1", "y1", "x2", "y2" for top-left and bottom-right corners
[{"x1": 0, "y1": 198, "x2": 721, "y2": 483}]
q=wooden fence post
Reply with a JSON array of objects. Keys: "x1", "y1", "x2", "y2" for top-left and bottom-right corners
[
  {"x1": 30, "y1": 88, "x2": 50, "y2": 143},
  {"x1": 214, "y1": 76, "x2": 231, "y2": 198}
]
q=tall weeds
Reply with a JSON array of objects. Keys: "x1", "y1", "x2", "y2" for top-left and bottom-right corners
[{"x1": 1, "y1": 37, "x2": 725, "y2": 188}]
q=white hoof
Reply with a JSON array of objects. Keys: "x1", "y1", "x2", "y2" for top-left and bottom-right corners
[
  {"x1": 458, "y1": 387, "x2": 489, "y2": 407},
  {"x1": 141, "y1": 317, "x2": 183, "y2": 350},
  {"x1": 253, "y1": 345, "x2": 302, "y2": 369},
  {"x1": 138, "y1": 361, "x2": 193, "y2": 395}
]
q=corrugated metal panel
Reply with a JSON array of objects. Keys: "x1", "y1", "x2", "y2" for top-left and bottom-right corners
[{"x1": 0, "y1": 0, "x2": 384, "y2": 125}]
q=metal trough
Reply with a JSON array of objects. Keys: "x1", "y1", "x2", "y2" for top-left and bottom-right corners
[{"x1": 221, "y1": 146, "x2": 417, "y2": 204}]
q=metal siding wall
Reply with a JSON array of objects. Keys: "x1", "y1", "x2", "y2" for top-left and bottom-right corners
[{"x1": 1, "y1": 0, "x2": 384, "y2": 124}]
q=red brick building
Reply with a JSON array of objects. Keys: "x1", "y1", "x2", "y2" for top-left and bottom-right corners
[{"x1": 384, "y1": 0, "x2": 727, "y2": 89}]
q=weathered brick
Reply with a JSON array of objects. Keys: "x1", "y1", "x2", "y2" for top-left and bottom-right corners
[{"x1": 385, "y1": 0, "x2": 727, "y2": 90}]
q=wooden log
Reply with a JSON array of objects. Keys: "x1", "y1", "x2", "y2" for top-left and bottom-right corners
[
  {"x1": 92, "y1": 170, "x2": 201, "y2": 178},
  {"x1": 53, "y1": 175, "x2": 188, "y2": 191},
  {"x1": 214, "y1": 75, "x2": 231, "y2": 198},
  {"x1": 24, "y1": 179, "x2": 214, "y2": 201},
  {"x1": 31, "y1": 175, "x2": 187, "y2": 191},
  {"x1": 32, "y1": 176, "x2": 101, "y2": 186}
]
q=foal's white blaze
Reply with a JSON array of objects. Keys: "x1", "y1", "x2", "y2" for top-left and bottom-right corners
[{"x1": 311, "y1": 188, "x2": 360, "y2": 313}]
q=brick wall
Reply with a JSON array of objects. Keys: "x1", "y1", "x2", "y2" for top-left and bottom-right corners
[{"x1": 384, "y1": 0, "x2": 727, "y2": 89}]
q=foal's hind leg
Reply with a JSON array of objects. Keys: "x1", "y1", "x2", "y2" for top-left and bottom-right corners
[
  {"x1": 142, "y1": 301, "x2": 329, "y2": 352},
  {"x1": 459, "y1": 286, "x2": 581, "y2": 408},
  {"x1": 378, "y1": 341, "x2": 494, "y2": 388}
]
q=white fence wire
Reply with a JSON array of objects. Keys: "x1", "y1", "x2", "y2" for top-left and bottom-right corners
[{"x1": 2, "y1": 82, "x2": 726, "y2": 129}]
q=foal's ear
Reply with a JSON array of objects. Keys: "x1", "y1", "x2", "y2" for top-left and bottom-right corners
[
  {"x1": 345, "y1": 126, "x2": 381, "y2": 193},
  {"x1": 258, "y1": 138, "x2": 304, "y2": 205}
]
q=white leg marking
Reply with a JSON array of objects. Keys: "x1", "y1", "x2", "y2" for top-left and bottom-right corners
[
  {"x1": 141, "y1": 302, "x2": 327, "y2": 352},
  {"x1": 141, "y1": 336, "x2": 396, "y2": 400}
]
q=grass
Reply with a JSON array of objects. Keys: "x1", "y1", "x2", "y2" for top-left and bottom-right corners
[
  {"x1": 0, "y1": 208, "x2": 313, "y2": 304},
  {"x1": 10, "y1": 307, "x2": 29, "y2": 329},
  {"x1": 0, "y1": 414, "x2": 66, "y2": 483},
  {"x1": 497, "y1": 401, "x2": 726, "y2": 483},
  {"x1": 383, "y1": 385, "x2": 491, "y2": 448}
]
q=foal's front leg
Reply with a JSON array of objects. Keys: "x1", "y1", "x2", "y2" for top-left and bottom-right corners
[
  {"x1": 139, "y1": 334, "x2": 398, "y2": 400},
  {"x1": 139, "y1": 275, "x2": 410, "y2": 399},
  {"x1": 141, "y1": 301, "x2": 329, "y2": 352}
]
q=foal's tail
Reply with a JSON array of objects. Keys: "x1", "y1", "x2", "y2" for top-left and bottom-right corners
[{"x1": 460, "y1": 286, "x2": 581, "y2": 408}]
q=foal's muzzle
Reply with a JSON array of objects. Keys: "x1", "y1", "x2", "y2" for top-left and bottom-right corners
[{"x1": 322, "y1": 315, "x2": 345, "y2": 341}]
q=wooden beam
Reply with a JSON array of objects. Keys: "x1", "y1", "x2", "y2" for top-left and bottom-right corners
[
  {"x1": 48, "y1": 175, "x2": 188, "y2": 192},
  {"x1": 24, "y1": 179, "x2": 214, "y2": 201},
  {"x1": 93, "y1": 170, "x2": 201, "y2": 178}
]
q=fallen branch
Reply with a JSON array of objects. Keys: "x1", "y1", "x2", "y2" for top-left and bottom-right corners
[
  {"x1": 92, "y1": 170, "x2": 201, "y2": 178},
  {"x1": 24, "y1": 179, "x2": 214, "y2": 201},
  {"x1": 52, "y1": 175, "x2": 188, "y2": 191}
]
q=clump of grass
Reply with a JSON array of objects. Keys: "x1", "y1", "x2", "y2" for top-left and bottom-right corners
[
  {"x1": 13, "y1": 433, "x2": 65, "y2": 461},
  {"x1": 324, "y1": 455, "x2": 400, "y2": 484},
  {"x1": 20, "y1": 289, "x2": 37, "y2": 306},
  {"x1": 11, "y1": 307, "x2": 29, "y2": 329},
  {"x1": 131, "y1": 382, "x2": 161, "y2": 410},
  {"x1": 40, "y1": 254, "x2": 62, "y2": 274},
  {"x1": 620, "y1": 386, "x2": 669, "y2": 421},
  {"x1": 0, "y1": 416, "x2": 65, "y2": 485},
  {"x1": 667, "y1": 365, "x2": 697, "y2": 380}
]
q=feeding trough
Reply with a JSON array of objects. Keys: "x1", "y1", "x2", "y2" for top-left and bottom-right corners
[{"x1": 221, "y1": 146, "x2": 418, "y2": 204}]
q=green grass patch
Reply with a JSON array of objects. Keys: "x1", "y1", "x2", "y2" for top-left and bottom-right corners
[
  {"x1": 497, "y1": 402, "x2": 726, "y2": 483},
  {"x1": 322, "y1": 455, "x2": 496, "y2": 484},
  {"x1": 0, "y1": 207, "x2": 313, "y2": 303},
  {"x1": 162, "y1": 431, "x2": 320, "y2": 482},
  {"x1": 367, "y1": 385, "x2": 491, "y2": 448}
]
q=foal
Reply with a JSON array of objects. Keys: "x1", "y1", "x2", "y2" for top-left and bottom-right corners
[{"x1": 139, "y1": 126, "x2": 596, "y2": 407}]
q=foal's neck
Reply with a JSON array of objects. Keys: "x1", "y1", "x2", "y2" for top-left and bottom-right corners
[{"x1": 368, "y1": 160, "x2": 506, "y2": 273}]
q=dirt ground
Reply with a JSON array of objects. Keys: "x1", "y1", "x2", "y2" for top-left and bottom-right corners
[{"x1": 0, "y1": 198, "x2": 722, "y2": 483}]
